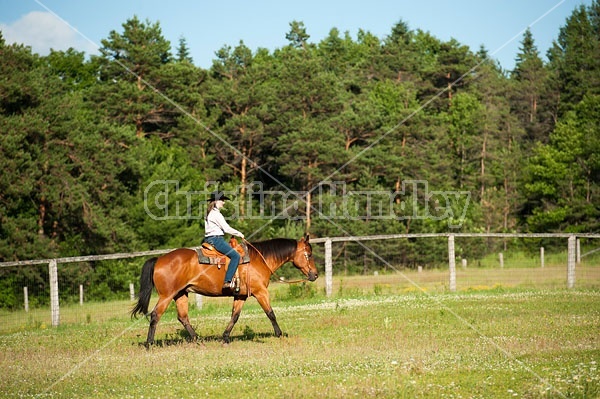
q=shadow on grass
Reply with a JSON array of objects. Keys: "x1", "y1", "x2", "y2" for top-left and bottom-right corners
[{"x1": 135, "y1": 325, "x2": 287, "y2": 348}]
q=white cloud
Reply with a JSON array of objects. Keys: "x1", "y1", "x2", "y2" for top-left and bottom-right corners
[{"x1": 0, "y1": 11, "x2": 98, "y2": 55}]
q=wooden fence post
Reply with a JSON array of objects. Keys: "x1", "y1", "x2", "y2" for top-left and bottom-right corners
[
  {"x1": 448, "y1": 235, "x2": 456, "y2": 292},
  {"x1": 325, "y1": 238, "x2": 332, "y2": 297},
  {"x1": 540, "y1": 247, "x2": 544, "y2": 268},
  {"x1": 499, "y1": 253, "x2": 504, "y2": 268},
  {"x1": 48, "y1": 259, "x2": 59, "y2": 327},
  {"x1": 195, "y1": 294, "x2": 203, "y2": 310},
  {"x1": 129, "y1": 283, "x2": 135, "y2": 301},
  {"x1": 24, "y1": 287, "x2": 29, "y2": 312},
  {"x1": 567, "y1": 236, "x2": 576, "y2": 289},
  {"x1": 79, "y1": 284, "x2": 84, "y2": 306}
]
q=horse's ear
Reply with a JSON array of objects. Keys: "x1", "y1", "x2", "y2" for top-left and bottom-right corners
[{"x1": 303, "y1": 233, "x2": 310, "y2": 242}]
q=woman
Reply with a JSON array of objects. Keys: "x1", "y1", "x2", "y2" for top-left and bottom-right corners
[{"x1": 203, "y1": 191, "x2": 245, "y2": 292}]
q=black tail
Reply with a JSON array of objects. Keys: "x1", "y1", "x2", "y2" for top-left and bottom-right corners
[{"x1": 130, "y1": 257, "x2": 157, "y2": 319}]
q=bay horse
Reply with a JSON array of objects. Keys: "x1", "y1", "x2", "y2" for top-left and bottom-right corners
[{"x1": 131, "y1": 234, "x2": 318, "y2": 346}]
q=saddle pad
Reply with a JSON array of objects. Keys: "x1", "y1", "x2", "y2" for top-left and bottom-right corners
[{"x1": 196, "y1": 248, "x2": 226, "y2": 266}]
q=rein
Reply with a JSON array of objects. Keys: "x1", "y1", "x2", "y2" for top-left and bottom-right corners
[
  {"x1": 243, "y1": 239, "x2": 271, "y2": 273},
  {"x1": 243, "y1": 239, "x2": 309, "y2": 284},
  {"x1": 275, "y1": 277, "x2": 310, "y2": 284}
]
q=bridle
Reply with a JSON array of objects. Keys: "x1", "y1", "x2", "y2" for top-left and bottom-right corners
[
  {"x1": 280, "y1": 243, "x2": 315, "y2": 284},
  {"x1": 244, "y1": 239, "x2": 315, "y2": 284},
  {"x1": 303, "y1": 249, "x2": 312, "y2": 262}
]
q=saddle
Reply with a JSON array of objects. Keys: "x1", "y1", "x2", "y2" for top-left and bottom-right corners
[{"x1": 197, "y1": 238, "x2": 250, "y2": 267}]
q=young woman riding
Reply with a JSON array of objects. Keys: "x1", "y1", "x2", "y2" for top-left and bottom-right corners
[{"x1": 203, "y1": 191, "x2": 245, "y2": 292}]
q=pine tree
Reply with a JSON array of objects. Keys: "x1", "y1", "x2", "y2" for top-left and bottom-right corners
[
  {"x1": 271, "y1": 36, "x2": 347, "y2": 232},
  {"x1": 511, "y1": 28, "x2": 550, "y2": 142},
  {"x1": 522, "y1": 95, "x2": 600, "y2": 232},
  {"x1": 547, "y1": 4, "x2": 600, "y2": 115},
  {"x1": 176, "y1": 36, "x2": 193, "y2": 63},
  {"x1": 205, "y1": 42, "x2": 277, "y2": 216},
  {"x1": 93, "y1": 16, "x2": 174, "y2": 137},
  {"x1": 0, "y1": 42, "x2": 143, "y2": 261},
  {"x1": 446, "y1": 92, "x2": 484, "y2": 191},
  {"x1": 285, "y1": 20, "x2": 311, "y2": 50}
]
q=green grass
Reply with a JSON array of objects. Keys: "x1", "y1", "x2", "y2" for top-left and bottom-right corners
[
  {"x1": 474, "y1": 248, "x2": 600, "y2": 269},
  {"x1": 475, "y1": 250, "x2": 565, "y2": 268},
  {"x1": 1, "y1": 281, "x2": 599, "y2": 398}
]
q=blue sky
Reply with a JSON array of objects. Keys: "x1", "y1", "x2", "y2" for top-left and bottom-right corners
[{"x1": 0, "y1": 0, "x2": 592, "y2": 71}]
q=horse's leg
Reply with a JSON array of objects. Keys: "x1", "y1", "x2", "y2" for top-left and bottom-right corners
[
  {"x1": 222, "y1": 297, "x2": 246, "y2": 344},
  {"x1": 174, "y1": 292, "x2": 198, "y2": 342},
  {"x1": 146, "y1": 295, "x2": 172, "y2": 347},
  {"x1": 254, "y1": 289, "x2": 282, "y2": 338}
]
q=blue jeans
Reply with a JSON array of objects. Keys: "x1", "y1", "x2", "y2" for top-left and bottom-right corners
[{"x1": 204, "y1": 236, "x2": 240, "y2": 283}]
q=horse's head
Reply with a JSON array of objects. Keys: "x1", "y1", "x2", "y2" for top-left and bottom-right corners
[{"x1": 292, "y1": 233, "x2": 318, "y2": 282}]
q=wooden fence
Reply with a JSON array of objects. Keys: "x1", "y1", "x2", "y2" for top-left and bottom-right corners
[
  {"x1": 1, "y1": 233, "x2": 599, "y2": 327},
  {"x1": 313, "y1": 233, "x2": 599, "y2": 297}
]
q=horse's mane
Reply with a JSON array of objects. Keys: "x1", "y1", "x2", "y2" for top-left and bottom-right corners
[{"x1": 249, "y1": 238, "x2": 297, "y2": 264}]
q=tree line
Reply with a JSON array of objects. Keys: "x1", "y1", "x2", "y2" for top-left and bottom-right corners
[{"x1": 0, "y1": 3, "x2": 599, "y2": 304}]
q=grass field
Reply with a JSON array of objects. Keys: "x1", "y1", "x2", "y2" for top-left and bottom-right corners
[{"x1": 1, "y1": 269, "x2": 599, "y2": 398}]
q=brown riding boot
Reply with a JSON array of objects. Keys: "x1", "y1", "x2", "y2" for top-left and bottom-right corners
[{"x1": 222, "y1": 281, "x2": 233, "y2": 294}]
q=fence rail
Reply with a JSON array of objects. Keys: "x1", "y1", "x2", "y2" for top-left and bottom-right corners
[
  {"x1": 312, "y1": 233, "x2": 600, "y2": 296},
  {"x1": 1, "y1": 233, "x2": 599, "y2": 327}
]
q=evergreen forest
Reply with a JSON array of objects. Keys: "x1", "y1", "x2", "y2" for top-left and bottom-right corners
[{"x1": 1, "y1": 3, "x2": 599, "y2": 305}]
